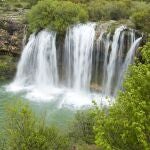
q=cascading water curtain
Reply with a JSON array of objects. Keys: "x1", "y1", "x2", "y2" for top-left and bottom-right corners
[
  {"x1": 96, "y1": 26, "x2": 142, "y2": 97},
  {"x1": 64, "y1": 23, "x2": 96, "y2": 91},
  {"x1": 9, "y1": 30, "x2": 58, "y2": 90},
  {"x1": 8, "y1": 24, "x2": 142, "y2": 103}
]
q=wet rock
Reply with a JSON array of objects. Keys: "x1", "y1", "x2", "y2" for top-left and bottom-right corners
[{"x1": 90, "y1": 83, "x2": 101, "y2": 92}]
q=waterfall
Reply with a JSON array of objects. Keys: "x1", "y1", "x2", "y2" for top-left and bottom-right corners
[
  {"x1": 104, "y1": 26, "x2": 125, "y2": 96},
  {"x1": 22, "y1": 25, "x2": 27, "y2": 49},
  {"x1": 14, "y1": 33, "x2": 37, "y2": 87},
  {"x1": 10, "y1": 30, "x2": 58, "y2": 90},
  {"x1": 101, "y1": 33, "x2": 110, "y2": 93},
  {"x1": 96, "y1": 26, "x2": 142, "y2": 97},
  {"x1": 7, "y1": 23, "x2": 142, "y2": 106},
  {"x1": 64, "y1": 23, "x2": 96, "y2": 91},
  {"x1": 114, "y1": 37, "x2": 142, "y2": 95},
  {"x1": 95, "y1": 31, "x2": 106, "y2": 85}
]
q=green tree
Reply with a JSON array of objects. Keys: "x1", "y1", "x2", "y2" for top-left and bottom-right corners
[
  {"x1": 27, "y1": 0, "x2": 88, "y2": 33},
  {"x1": 94, "y1": 42, "x2": 150, "y2": 150}
]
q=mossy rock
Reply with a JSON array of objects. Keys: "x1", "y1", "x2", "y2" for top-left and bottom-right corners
[{"x1": 0, "y1": 56, "x2": 18, "y2": 81}]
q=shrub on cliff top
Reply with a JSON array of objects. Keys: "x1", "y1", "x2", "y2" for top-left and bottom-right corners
[
  {"x1": 87, "y1": 0, "x2": 134, "y2": 21},
  {"x1": 27, "y1": 0, "x2": 88, "y2": 33}
]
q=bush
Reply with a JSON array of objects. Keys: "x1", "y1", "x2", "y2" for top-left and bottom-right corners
[
  {"x1": 68, "y1": 109, "x2": 95, "y2": 144},
  {"x1": 0, "y1": 101, "x2": 70, "y2": 150},
  {"x1": 131, "y1": 7, "x2": 150, "y2": 33},
  {"x1": 25, "y1": 0, "x2": 39, "y2": 7},
  {"x1": 0, "y1": 56, "x2": 17, "y2": 80},
  {"x1": 27, "y1": 0, "x2": 88, "y2": 33},
  {"x1": 5, "y1": 0, "x2": 39, "y2": 7},
  {"x1": 94, "y1": 42, "x2": 150, "y2": 150},
  {"x1": 103, "y1": 1, "x2": 130, "y2": 20},
  {"x1": 87, "y1": 0, "x2": 132, "y2": 21},
  {"x1": 87, "y1": 0, "x2": 107, "y2": 21},
  {"x1": 76, "y1": 143, "x2": 101, "y2": 150}
]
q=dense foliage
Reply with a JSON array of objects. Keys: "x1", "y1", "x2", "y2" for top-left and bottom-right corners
[
  {"x1": 69, "y1": 109, "x2": 95, "y2": 144},
  {"x1": 27, "y1": 0, "x2": 150, "y2": 33},
  {"x1": 131, "y1": 7, "x2": 150, "y2": 33},
  {"x1": 0, "y1": 101, "x2": 70, "y2": 150},
  {"x1": 0, "y1": 101, "x2": 100, "y2": 149},
  {"x1": 1, "y1": 0, "x2": 150, "y2": 33},
  {"x1": 0, "y1": 56, "x2": 17, "y2": 80},
  {"x1": 88, "y1": 0, "x2": 131, "y2": 21},
  {"x1": 27, "y1": 0, "x2": 88, "y2": 33},
  {"x1": 94, "y1": 42, "x2": 150, "y2": 150}
]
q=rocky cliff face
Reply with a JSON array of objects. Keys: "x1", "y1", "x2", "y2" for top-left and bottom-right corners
[
  {"x1": 0, "y1": 18, "x2": 25, "y2": 56},
  {"x1": 0, "y1": 13, "x2": 26, "y2": 80}
]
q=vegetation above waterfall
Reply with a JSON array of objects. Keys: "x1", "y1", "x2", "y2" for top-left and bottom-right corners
[
  {"x1": 1, "y1": 0, "x2": 150, "y2": 33},
  {"x1": 25, "y1": 0, "x2": 150, "y2": 33},
  {"x1": 27, "y1": 0, "x2": 88, "y2": 33}
]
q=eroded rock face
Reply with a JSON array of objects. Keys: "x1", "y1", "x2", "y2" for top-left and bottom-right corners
[
  {"x1": 0, "y1": 19, "x2": 25, "y2": 56},
  {"x1": 0, "y1": 18, "x2": 26, "y2": 80}
]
